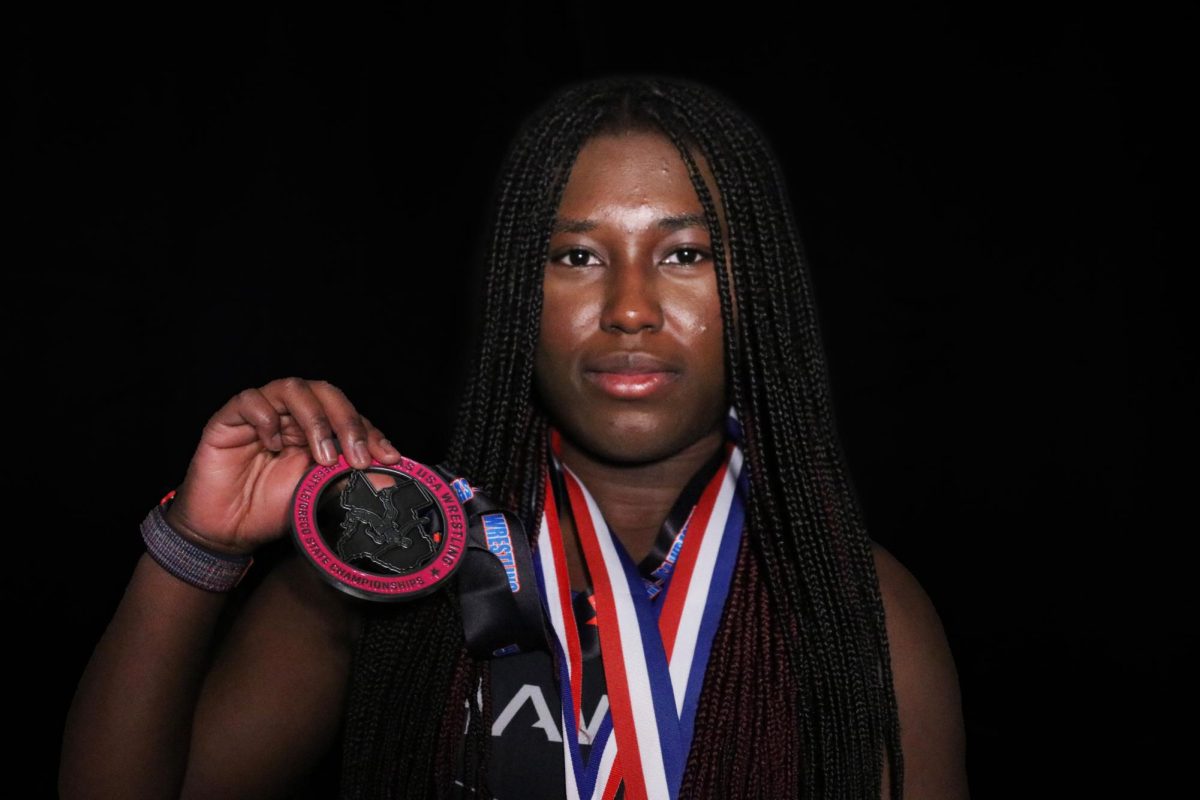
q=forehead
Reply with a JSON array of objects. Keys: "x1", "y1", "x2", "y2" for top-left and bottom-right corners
[{"x1": 554, "y1": 131, "x2": 722, "y2": 223}]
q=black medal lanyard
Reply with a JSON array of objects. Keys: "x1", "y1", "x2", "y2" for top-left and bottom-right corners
[
  {"x1": 436, "y1": 462, "x2": 547, "y2": 659},
  {"x1": 637, "y1": 443, "x2": 730, "y2": 590}
]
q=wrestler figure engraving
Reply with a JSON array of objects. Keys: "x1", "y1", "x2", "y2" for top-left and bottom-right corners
[{"x1": 333, "y1": 470, "x2": 440, "y2": 574}]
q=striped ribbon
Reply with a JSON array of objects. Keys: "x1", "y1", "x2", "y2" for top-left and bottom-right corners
[{"x1": 533, "y1": 408, "x2": 748, "y2": 799}]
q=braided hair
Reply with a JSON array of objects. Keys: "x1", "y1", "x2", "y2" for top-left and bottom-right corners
[{"x1": 339, "y1": 73, "x2": 903, "y2": 799}]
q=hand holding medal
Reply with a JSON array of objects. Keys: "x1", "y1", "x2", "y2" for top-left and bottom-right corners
[
  {"x1": 158, "y1": 377, "x2": 407, "y2": 566},
  {"x1": 155, "y1": 377, "x2": 542, "y2": 652}
]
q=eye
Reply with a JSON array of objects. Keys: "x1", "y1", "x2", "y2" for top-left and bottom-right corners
[
  {"x1": 551, "y1": 247, "x2": 601, "y2": 268},
  {"x1": 663, "y1": 247, "x2": 710, "y2": 266}
]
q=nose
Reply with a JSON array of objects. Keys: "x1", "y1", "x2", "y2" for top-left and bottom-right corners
[{"x1": 600, "y1": 260, "x2": 663, "y2": 334}]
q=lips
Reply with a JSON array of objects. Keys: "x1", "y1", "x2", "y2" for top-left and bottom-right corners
[{"x1": 583, "y1": 351, "x2": 681, "y2": 399}]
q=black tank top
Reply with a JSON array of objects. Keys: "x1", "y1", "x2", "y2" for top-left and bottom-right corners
[{"x1": 452, "y1": 585, "x2": 624, "y2": 799}]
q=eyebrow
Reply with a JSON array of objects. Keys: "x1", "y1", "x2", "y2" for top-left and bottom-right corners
[{"x1": 551, "y1": 212, "x2": 708, "y2": 234}]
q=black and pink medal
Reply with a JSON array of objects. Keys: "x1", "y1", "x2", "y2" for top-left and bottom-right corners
[
  {"x1": 291, "y1": 453, "x2": 469, "y2": 601},
  {"x1": 290, "y1": 446, "x2": 548, "y2": 658}
]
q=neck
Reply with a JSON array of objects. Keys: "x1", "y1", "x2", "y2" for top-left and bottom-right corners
[{"x1": 556, "y1": 424, "x2": 726, "y2": 566}]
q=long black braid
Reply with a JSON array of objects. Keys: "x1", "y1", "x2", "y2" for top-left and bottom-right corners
[{"x1": 339, "y1": 74, "x2": 903, "y2": 799}]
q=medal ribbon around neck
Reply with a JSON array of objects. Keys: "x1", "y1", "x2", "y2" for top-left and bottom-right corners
[{"x1": 533, "y1": 408, "x2": 748, "y2": 800}]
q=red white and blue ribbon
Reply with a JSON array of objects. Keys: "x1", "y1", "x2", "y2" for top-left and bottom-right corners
[{"x1": 534, "y1": 408, "x2": 748, "y2": 800}]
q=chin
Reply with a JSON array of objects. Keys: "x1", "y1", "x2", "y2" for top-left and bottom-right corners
[{"x1": 565, "y1": 409, "x2": 697, "y2": 465}]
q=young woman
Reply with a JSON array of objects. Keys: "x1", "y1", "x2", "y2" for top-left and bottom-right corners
[{"x1": 61, "y1": 75, "x2": 967, "y2": 799}]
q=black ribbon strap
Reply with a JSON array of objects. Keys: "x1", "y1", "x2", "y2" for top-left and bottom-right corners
[
  {"x1": 635, "y1": 442, "x2": 729, "y2": 587},
  {"x1": 434, "y1": 464, "x2": 548, "y2": 659}
]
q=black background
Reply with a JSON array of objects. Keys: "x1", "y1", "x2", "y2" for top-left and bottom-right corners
[{"x1": 14, "y1": 5, "x2": 1190, "y2": 797}]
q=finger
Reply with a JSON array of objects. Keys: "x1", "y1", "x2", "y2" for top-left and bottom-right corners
[
  {"x1": 275, "y1": 412, "x2": 304, "y2": 443},
  {"x1": 209, "y1": 387, "x2": 284, "y2": 451},
  {"x1": 262, "y1": 377, "x2": 340, "y2": 465},
  {"x1": 308, "y1": 380, "x2": 374, "y2": 469},
  {"x1": 360, "y1": 414, "x2": 402, "y2": 463}
]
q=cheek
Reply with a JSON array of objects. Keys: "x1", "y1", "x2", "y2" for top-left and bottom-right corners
[
  {"x1": 534, "y1": 300, "x2": 577, "y2": 382},
  {"x1": 533, "y1": 326, "x2": 562, "y2": 382},
  {"x1": 532, "y1": 337, "x2": 563, "y2": 411},
  {"x1": 689, "y1": 289, "x2": 726, "y2": 385},
  {"x1": 540, "y1": 285, "x2": 596, "y2": 353},
  {"x1": 675, "y1": 285, "x2": 724, "y2": 346}
]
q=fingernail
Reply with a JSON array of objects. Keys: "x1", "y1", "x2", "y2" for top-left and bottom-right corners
[
  {"x1": 269, "y1": 433, "x2": 283, "y2": 451},
  {"x1": 352, "y1": 440, "x2": 370, "y2": 465},
  {"x1": 320, "y1": 438, "x2": 337, "y2": 464},
  {"x1": 380, "y1": 438, "x2": 400, "y2": 460}
]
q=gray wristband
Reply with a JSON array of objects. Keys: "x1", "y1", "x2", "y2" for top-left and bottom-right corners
[{"x1": 140, "y1": 498, "x2": 253, "y2": 592}]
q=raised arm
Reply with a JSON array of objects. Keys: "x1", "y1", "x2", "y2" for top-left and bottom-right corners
[
  {"x1": 179, "y1": 548, "x2": 363, "y2": 798},
  {"x1": 60, "y1": 378, "x2": 399, "y2": 799}
]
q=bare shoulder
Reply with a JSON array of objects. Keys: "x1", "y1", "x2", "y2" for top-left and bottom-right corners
[
  {"x1": 871, "y1": 540, "x2": 970, "y2": 800},
  {"x1": 180, "y1": 550, "x2": 364, "y2": 799}
]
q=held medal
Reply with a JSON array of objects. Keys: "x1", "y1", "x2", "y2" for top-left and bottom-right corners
[{"x1": 290, "y1": 453, "x2": 468, "y2": 601}]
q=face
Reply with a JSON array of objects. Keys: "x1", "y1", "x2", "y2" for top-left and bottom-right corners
[{"x1": 533, "y1": 130, "x2": 730, "y2": 465}]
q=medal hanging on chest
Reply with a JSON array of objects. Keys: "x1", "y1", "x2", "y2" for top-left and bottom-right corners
[{"x1": 533, "y1": 408, "x2": 749, "y2": 800}]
